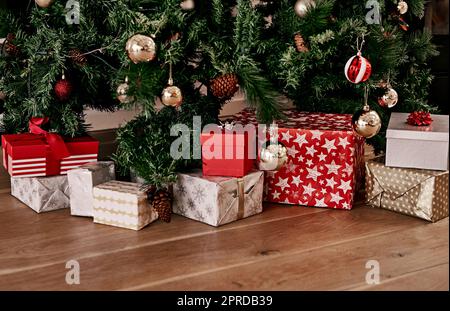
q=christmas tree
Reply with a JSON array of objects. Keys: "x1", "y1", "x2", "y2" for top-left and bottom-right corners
[
  {"x1": 112, "y1": 0, "x2": 284, "y2": 188},
  {"x1": 114, "y1": 0, "x2": 438, "y2": 188},
  {"x1": 0, "y1": 0, "x2": 143, "y2": 135},
  {"x1": 0, "y1": 0, "x2": 438, "y2": 189},
  {"x1": 257, "y1": 0, "x2": 438, "y2": 148}
]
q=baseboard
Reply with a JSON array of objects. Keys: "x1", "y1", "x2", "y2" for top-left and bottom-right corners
[
  {"x1": 88, "y1": 128, "x2": 118, "y2": 161},
  {"x1": 0, "y1": 128, "x2": 118, "y2": 191}
]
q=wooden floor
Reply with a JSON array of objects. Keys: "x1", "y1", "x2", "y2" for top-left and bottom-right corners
[{"x1": 0, "y1": 186, "x2": 448, "y2": 290}]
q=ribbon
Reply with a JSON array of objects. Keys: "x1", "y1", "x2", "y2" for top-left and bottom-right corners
[
  {"x1": 236, "y1": 178, "x2": 245, "y2": 220},
  {"x1": 29, "y1": 117, "x2": 70, "y2": 160},
  {"x1": 219, "y1": 119, "x2": 236, "y2": 131}
]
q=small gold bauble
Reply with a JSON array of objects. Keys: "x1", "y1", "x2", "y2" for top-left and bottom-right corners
[
  {"x1": 294, "y1": 0, "x2": 316, "y2": 18},
  {"x1": 259, "y1": 143, "x2": 288, "y2": 171},
  {"x1": 161, "y1": 85, "x2": 183, "y2": 107},
  {"x1": 180, "y1": 0, "x2": 195, "y2": 10},
  {"x1": 0, "y1": 91, "x2": 6, "y2": 101},
  {"x1": 378, "y1": 87, "x2": 399, "y2": 108},
  {"x1": 397, "y1": 1, "x2": 408, "y2": 15},
  {"x1": 126, "y1": 34, "x2": 156, "y2": 64},
  {"x1": 352, "y1": 107, "x2": 382, "y2": 138},
  {"x1": 116, "y1": 79, "x2": 134, "y2": 104},
  {"x1": 35, "y1": 0, "x2": 54, "y2": 8}
]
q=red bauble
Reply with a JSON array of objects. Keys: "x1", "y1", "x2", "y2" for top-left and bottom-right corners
[
  {"x1": 406, "y1": 111, "x2": 433, "y2": 126},
  {"x1": 54, "y1": 76, "x2": 73, "y2": 101},
  {"x1": 344, "y1": 52, "x2": 372, "y2": 84}
]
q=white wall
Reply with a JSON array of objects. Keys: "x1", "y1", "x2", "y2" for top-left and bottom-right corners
[{"x1": 86, "y1": 91, "x2": 251, "y2": 131}]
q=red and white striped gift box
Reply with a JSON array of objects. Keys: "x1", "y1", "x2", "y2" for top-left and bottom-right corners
[
  {"x1": 2, "y1": 133, "x2": 99, "y2": 178},
  {"x1": 7, "y1": 155, "x2": 47, "y2": 178},
  {"x1": 60, "y1": 153, "x2": 98, "y2": 175}
]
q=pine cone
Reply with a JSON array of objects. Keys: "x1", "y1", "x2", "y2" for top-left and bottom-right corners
[
  {"x1": 5, "y1": 43, "x2": 20, "y2": 57},
  {"x1": 151, "y1": 189, "x2": 172, "y2": 223},
  {"x1": 6, "y1": 33, "x2": 16, "y2": 42},
  {"x1": 69, "y1": 49, "x2": 87, "y2": 66},
  {"x1": 4, "y1": 33, "x2": 20, "y2": 57},
  {"x1": 210, "y1": 73, "x2": 239, "y2": 100},
  {"x1": 294, "y1": 34, "x2": 309, "y2": 53}
]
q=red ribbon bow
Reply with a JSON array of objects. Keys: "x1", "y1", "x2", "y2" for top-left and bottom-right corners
[
  {"x1": 406, "y1": 111, "x2": 433, "y2": 127},
  {"x1": 29, "y1": 117, "x2": 70, "y2": 159}
]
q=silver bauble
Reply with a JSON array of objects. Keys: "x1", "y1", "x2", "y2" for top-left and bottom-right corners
[
  {"x1": 259, "y1": 143, "x2": 288, "y2": 171},
  {"x1": 161, "y1": 85, "x2": 183, "y2": 107},
  {"x1": 398, "y1": 1, "x2": 408, "y2": 15},
  {"x1": 294, "y1": 0, "x2": 316, "y2": 18},
  {"x1": 180, "y1": 0, "x2": 195, "y2": 10},
  {"x1": 116, "y1": 79, "x2": 134, "y2": 104},
  {"x1": 352, "y1": 107, "x2": 382, "y2": 138},
  {"x1": 35, "y1": 0, "x2": 54, "y2": 8},
  {"x1": 378, "y1": 87, "x2": 399, "y2": 108},
  {"x1": 126, "y1": 34, "x2": 157, "y2": 64}
]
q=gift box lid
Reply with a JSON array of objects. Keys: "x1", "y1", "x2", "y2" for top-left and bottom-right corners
[
  {"x1": 387, "y1": 113, "x2": 449, "y2": 142},
  {"x1": 200, "y1": 129, "x2": 255, "y2": 146},
  {"x1": 2, "y1": 133, "x2": 99, "y2": 158},
  {"x1": 367, "y1": 156, "x2": 448, "y2": 190},
  {"x1": 67, "y1": 161, "x2": 115, "y2": 177},
  {"x1": 233, "y1": 108, "x2": 354, "y2": 132},
  {"x1": 94, "y1": 180, "x2": 146, "y2": 196}
]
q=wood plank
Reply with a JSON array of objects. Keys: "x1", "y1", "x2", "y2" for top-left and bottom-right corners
[
  {"x1": 0, "y1": 193, "x2": 326, "y2": 273},
  {"x1": 352, "y1": 264, "x2": 449, "y2": 291},
  {"x1": 136, "y1": 219, "x2": 448, "y2": 291},
  {"x1": 0, "y1": 206, "x2": 430, "y2": 290}
]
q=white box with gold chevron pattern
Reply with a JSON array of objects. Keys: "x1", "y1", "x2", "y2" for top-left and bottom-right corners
[{"x1": 93, "y1": 180, "x2": 158, "y2": 230}]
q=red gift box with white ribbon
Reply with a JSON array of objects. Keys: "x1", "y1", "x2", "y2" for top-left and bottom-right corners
[{"x1": 2, "y1": 118, "x2": 99, "y2": 178}]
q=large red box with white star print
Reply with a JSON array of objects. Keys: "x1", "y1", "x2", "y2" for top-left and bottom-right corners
[{"x1": 233, "y1": 109, "x2": 365, "y2": 210}]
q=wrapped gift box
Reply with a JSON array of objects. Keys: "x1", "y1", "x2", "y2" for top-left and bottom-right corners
[
  {"x1": 365, "y1": 157, "x2": 449, "y2": 222},
  {"x1": 173, "y1": 170, "x2": 263, "y2": 227},
  {"x1": 67, "y1": 161, "x2": 116, "y2": 217},
  {"x1": 233, "y1": 109, "x2": 365, "y2": 210},
  {"x1": 201, "y1": 128, "x2": 255, "y2": 177},
  {"x1": 2, "y1": 133, "x2": 99, "y2": 178},
  {"x1": 93, "y1": 181, "x2": 158, "y2": 230},
  {"x1": 386, "y1": 113, "x2": 449, "y2": 171},
  {"x1": 10, "y1": 175, "x2": 70, "y2": 213}
]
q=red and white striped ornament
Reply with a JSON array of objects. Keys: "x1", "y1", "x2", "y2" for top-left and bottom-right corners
[{"x1": 344, "y1": 51, "x2": 372, "y2": 84}]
